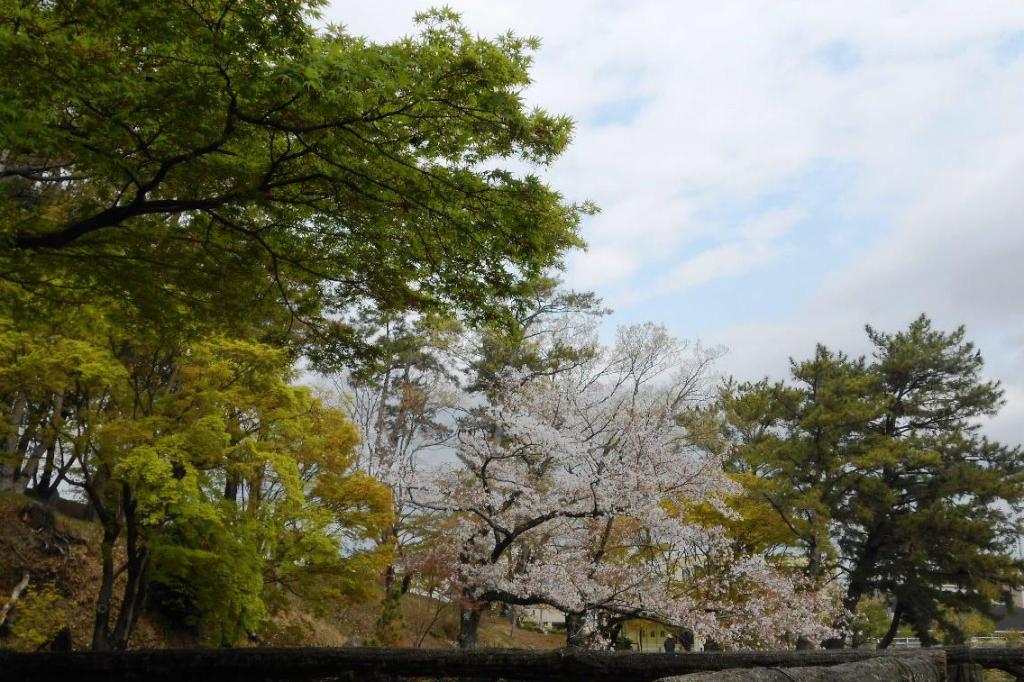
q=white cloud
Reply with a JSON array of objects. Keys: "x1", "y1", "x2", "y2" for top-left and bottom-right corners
[
  {"x1": 327, "y1": 1, "x2": 1024, "y2": 244},
  {"x1": 656, "y1": 241, "x2": 780, "y2": 293},
  {"x1": 641, "y1": 208, "x2": 802, "y2": 301},
  {"x1": 328, "y1": 1, "x2": 1024, "y2": 443},
  {"x1": 566, "y1": 245, "x2": 640, "y2": 291}
]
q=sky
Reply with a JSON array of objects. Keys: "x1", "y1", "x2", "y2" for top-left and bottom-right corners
[{"x1": 325, "y1": 1, "x2": 1024, "y2": 445}]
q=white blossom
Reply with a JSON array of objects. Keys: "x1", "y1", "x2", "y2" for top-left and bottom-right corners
[{"x1": 416, "y1": 324, "x2": 841, "y2": 648}]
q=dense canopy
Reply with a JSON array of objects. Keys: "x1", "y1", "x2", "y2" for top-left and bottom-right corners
[{"x1": 0, "y1": 0, "x2": 587, "y2": 362}]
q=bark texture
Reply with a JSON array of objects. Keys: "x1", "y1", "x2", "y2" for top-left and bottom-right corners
[
  {"x1": 657, "y1": 651, "x2": 945, "y2": 682},
  {"x1": 457, "y1": 605, "x2": 482, "y2": 649},
  {"x1": 946, "y1": 663, "x2": 984, "y2": 682}
]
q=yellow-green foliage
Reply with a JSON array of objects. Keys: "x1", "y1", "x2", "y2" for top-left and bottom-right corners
[
  {"x1": 132, "y1": 340, "x2": 395, "y2": 643},
  {"x1": 7, "y1": 583, "x2": 68, "y2": 651},
  {"x1": 938, "y1": 606, "x2": 996, "y2": 642},
  {"x1": 0, "y1": 290, "x2": 394, "y2": 646},
  {"x1": 850, "y1": 595, "x2": 894, "y2": 645}
]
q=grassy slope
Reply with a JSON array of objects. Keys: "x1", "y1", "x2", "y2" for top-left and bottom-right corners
[{"x1": 0, "y1": 491, "x2": 563, "y2": 651}]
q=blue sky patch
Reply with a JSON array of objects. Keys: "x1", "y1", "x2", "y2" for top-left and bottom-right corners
[
  {"x1": 816, "y1": 41, "x2": 863, "y2": 73},
  {"x1": 996, "y1": 31, "x2": 1024, "y2": 65},
  {"x1": 589, "y1": 96, "x2": 651, "y2": 126},
  {"x1": 618, "y1": 159, "x2": 884, "y2": 335}
]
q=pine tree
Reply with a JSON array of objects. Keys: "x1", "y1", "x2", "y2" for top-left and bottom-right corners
[{"x1": 721, "y1": 316, "x2": 1024, "y2": 647}]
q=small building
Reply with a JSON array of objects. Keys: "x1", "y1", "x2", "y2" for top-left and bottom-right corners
[
  {"x1": 621, "y1": 619, "x2": 702, "y2": 652},
  {"x1": 521, "y1": 605, "x2": 566, "y2": 630}
]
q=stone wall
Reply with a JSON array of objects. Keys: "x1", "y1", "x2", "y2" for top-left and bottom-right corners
[{"x1": 656, "y1": 651, "x2": 948, "y2": 682}]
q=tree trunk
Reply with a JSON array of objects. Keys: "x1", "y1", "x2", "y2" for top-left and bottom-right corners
[
  {"x1": 35, "y1": 442, "x2": 58, "y2": 499},
  {"x1": 0, "y1": 397, "x2": 27, "y2": 490},
  {"x1": 0, "y1": 572, "x2": 30, "y2": 628},
  {"x1": 877, "y1": 603, "x2": 903, "y2": 650},
  {"x1": 110, "y1": 492, "x2": 149, "y2": 649},
  {"x1": 821, "y1": 585, "x2": 864, "y2": 649},
  {"x1": 457, "y1": 604, "x2": 482, "y2": 649},
  {"x1": 92, "y1": 524, "x2": 119, "y2": 651},
  {"x1": 224, "y1": 473, "x2": 239, "y2": 503},
  {"x1": 12, "y1": 442, "x2": 42, "y2": 494},
  {"x1": 603, "y1": 619, "x2": 626, "y2": 650},
  {"x1": 14, "y1": 391, "x2": 63, "y2": 494},
  {"x1": 565, "y1": 613, "x2": 587, "y2": 648},
  {"x1": 110, "y1": 549, "x2": 149, "y2": 649},
  {"x1": 372, "y1": 565, "x2": 405, "y2": 646},
  {"x1": 93, "y1": 521, "x2": 149, "y2": 651},
  {"x1": 823, "y1": 552, "x2": 879, "y2": 649},
  {"x1": 821, "y1": 635, "x2": 846, "y2": 649}
]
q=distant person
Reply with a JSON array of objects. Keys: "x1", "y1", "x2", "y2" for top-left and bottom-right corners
[{"x1": 664, "y1": 635, "x2": 677, "y2": 653}]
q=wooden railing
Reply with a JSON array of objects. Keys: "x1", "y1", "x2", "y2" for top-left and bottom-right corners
[{"x1": 0, "y1": 645, "x2": 1016, "y2": 681}]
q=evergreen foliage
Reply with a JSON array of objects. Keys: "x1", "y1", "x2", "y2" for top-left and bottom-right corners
[{"x1": 718, "y1": 316, "x2": 1024, "y2": 646}]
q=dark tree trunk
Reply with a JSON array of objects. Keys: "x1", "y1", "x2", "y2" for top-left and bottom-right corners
[
  {"x1": 224, "y1": 473, "x2": 239, "y2": 503},
  {"x1": 823, "y1": 542, "x2": 883, "y2": 649},
  {"x1": 127, "y1": 555, "x2": 150, "y2": 643},
  {"x1": 877, "y1": 603, "x2": 903, "y2": 650},
  {"x1": 91, "y1": 487, "x2": 149, "y2": 652},
  {"x1": 565, "y1": 613, "x2": 587, "y2": 648},
  {"x1": 603, "y1": 619, "x2": 625, "y2": 650},
  {"x1": 457, "y1": 604, "x2": 482, "y2": 649},
  {"x1": 47, "y1": 626, "x2": 73, "y2": 652},
  {"x1": 15, "y1": 391, "x2": 63, "y2": 494},
  {"x1": 92, "y1": 524, "x2": 119, "y2": 651},
  {"x1": 33, "y1": 443, "x2": 59, "y2": 500},
  {"x1": 111, "y1": 493, "x2": 149, "y2": 649}
]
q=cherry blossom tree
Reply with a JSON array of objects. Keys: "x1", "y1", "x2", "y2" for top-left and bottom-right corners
[
  {"x1": 418, "y1": 324, "x2": 840, "y2": 648},
  {"x1": 334, "y1": 280, "x2": 608, "y2": 645}
]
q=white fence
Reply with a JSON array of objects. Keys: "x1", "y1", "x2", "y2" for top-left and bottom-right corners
[{"x1": 882, "y1": 636, "x2": 1014, "y2": 649}]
